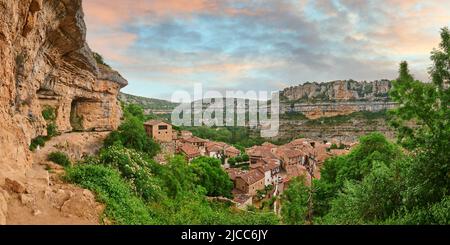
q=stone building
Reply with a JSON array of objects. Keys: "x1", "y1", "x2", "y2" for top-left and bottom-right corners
[
  {"x1": 144, "y1": 120, "x2": 173, "y2": 142},
  {"x1": 235, "y1": 169, "x2": 265, "y2": 196}
]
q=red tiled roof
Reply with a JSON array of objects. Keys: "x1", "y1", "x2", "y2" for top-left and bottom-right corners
[
  {"x1": 233, "y1": 194, "x2": 252, "y2": 204},
  {"x1": 253, "y1": 158, "x2": 280, "y2": 172},
  {"x1": 225, "y1": 146, "x2": 240, "y2": 154},
  {"x1": 183, "y1": 136, "x2": 207, "y2": 144},
  {"x1": 246, "y1": 146, "x2": 279, "y2": 160},
  {"x1": 276, "y1": 147, "x2": 303, "y2": 159},
  {"x1": 236, "y1": 169, "x2": 265, "y2": 185},
  {"x1": 227, "y1": 168, "x2": 244, "y2": 181},
  {"x1": 180, "y1": 144, "x2": 201, "y2": 157}
]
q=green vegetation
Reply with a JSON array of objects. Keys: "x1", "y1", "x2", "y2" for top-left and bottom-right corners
[
  {"x1": 65, "y1": 164, "x2": 155, "y2": 225},
  {"x1": 65, "y1": 102, "x2": 278, "y2": 225},
  {"x1": 93, "y1": 52, "x2": 111, "y2": 68},
  {"x1": 119, "y1": 92, "x2": 178, "y2": 111},
  {"x1": 281, "y1": 27, "x2": 450, "y2": 225},
  {"x1": 48, "y1": 151, "x2": 72, "y2": 167},
  {"x1": 46, "y1": 123, "x2": 58, "y2": 138},
  {"x1": 281, "y1": 176, "x2": 310, "y2": 225},
  {"x1": 330, "y1": 143, "x2": 346, "y2": 150},
  {"x1": 304, "y1": 110, "x2": 389, "y2": 126},
  {"x1": 67, "y1": 150, "x2": 279, "y2": 225},
  {"x1": 191, "y1": 157, "x2": 233, "y2": 198},
  {"x1": 281, "y1": 111, "x2": 308, "y2": 120},
  {"x1": 29, "y1": 136, "x2": 47, "y2": 151},
  {"x1": 228, "y1": 154, "x2": 249, "y2": 167},
  {"x1": 30, "y1": 106, "x2": 59, "y2": 151},
  {"x1": 104, "y1": 104, "x2": 160, "y2": 158},
  {"x1": 42, "y1": 106, "x2": 56, "y2": 121},
  {"x1": 181, "y1": 126, "x2": 291, "y2": 148}
]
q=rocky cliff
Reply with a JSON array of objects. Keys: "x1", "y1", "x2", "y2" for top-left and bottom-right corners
[
  {"x1": 280, "y1": 80, "x2": 395, "y2": 119},
  {"x1": 0, "y1": 0, "x2": 127, "y2": 223}
]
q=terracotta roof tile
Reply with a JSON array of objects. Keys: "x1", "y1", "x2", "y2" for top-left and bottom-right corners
[
  {"x1": 237, "y1": 169, "x2": 265, "y2": 185},
  {"x1": 180, "y1": 143, "x2": 201, "y2": 157}
]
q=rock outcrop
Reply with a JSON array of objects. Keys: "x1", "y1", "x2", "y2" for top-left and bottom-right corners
[
  {"x1": 0, "y1": 0, "x2": 126, "y2": 223},
  {"x1": 280, "y1": 80, "x2": 395, "y2": 119}
]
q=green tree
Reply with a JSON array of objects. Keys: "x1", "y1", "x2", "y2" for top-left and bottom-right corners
[
  {"x1": 281, "y1": 176, "x2": 310, "y2": 224},
  {"x1": 124, "y1": 104, "x2": 146, "y2": 122},
  {"x1": 389, "y1": 27, "x2": 450, "y2": 209},
  {"x1": 323, "y1": 161, "x2": 405, "y2": 224},
  {"x1": 190, "y1": 157, "x2": 233, "y2": 198},
  {"x1": 104, "y1": 117, "x2": 160, "y2": 158}
]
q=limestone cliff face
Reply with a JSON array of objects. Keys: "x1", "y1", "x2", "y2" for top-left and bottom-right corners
[
  {"x1": 0, "y1": 0, "x2": 127, "y2": 221},
  {"x1": 280, "y1": 80, "x2": 395, "y2": 119}
]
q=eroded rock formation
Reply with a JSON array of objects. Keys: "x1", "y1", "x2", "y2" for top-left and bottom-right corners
[
  {"x1": 0, "y1": 0, "x2": 127, "y2": 223},
  {"x1": 280, "y1": 80, "x2": 395, "y2": 119}
]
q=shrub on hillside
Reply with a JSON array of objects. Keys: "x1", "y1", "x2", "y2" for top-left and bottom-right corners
[
  {"x1": 190, "y1": 157, "x2": 233, "y2": 198},
  {"x1": 42, "y1": 106, "x2": 56, "y2": 121},
  {"x1": 103, "y1": 117, "x2": 160, "y2": 157},
  {"x1": 47, "y1": 123, "x2": 58, "y2": 137},
  {"x1": 99, "y1": 145, "x2": 164, "y2": 202},
  {"x1": 30, "y1": 136, "x2": 47, "y2": 151},
  {"x1": 48, "y1": 151, "x2": 71, "y2": 167},
  {"x1": 65, "y1": 164, "x2": 155, "y2": 225},
  {"x1": 242, "y1": 154, "x2": 250, "y2": 162}
]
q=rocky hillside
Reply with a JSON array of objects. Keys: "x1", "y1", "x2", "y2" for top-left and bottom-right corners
[
  {"x1": 0, "y1": 0, "x2": 127, "y2": 224},
  {"x1": 119, "y1": 92, "x2": 177, "y2": 114},
  {"x1": 279, "y1": 80, "x2": 396, "y2": 119},
  {"x1": 281, "y1": 79, "x2": 392, "y2": 102}
]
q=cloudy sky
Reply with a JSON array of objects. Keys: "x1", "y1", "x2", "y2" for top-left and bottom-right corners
[{"x1": 83, "y1": 0, "x2": 450, "y2": 100}]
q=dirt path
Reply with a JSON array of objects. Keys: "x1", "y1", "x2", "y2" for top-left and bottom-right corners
[{"x1": 5, "y1": 132, "x2": 109, "y2": 225}]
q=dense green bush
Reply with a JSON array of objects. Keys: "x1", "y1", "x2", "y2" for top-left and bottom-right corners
[
  {"x1": 190, "y1": 157, "x2": 233, "y2": 198},
  {"x1": 65, "y1": 164, "x2": 155, "y2": 225},
  {"x1": 99, "y1": 145, "x2": 164, "y2": 202},
  {"x1": 104, "y1": 117, "x2": 160, "y2": 157},
  {"x1": 281, "y1": 176, "x2": 310, "y2": 224},
  {"x1": 66, "y1": 154, "x2": 279, "y2": 225},
  {"x1": 228, "y1": 158, "x2": 236, "y2": 165},
  {"x1": 48, "y1": 151, "x2": 72, "y2": 167},
  {"x1": 29, "y1": 136, "x2": 47, "y2": 151},
  {"x1": 242, "y1": 154, "x2": 250, "y2": 162},
  {"x1": 42, "y1": 106, "x2": 56, "y2": 121},
  {"x1": 46, "y1": 123, "x2": 58, "y2": 138}
]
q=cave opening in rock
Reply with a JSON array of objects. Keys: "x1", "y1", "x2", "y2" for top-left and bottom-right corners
[{"x1": 70, "y1": 99, "x2": 84, "y2": 131}]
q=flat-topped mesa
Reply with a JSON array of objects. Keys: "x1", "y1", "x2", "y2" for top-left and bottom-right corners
[
  {"x1": 279, "y1": 80, "x2": 396, "y2": 119},
  {"x1": 280, "y1": 80, "x2": 392, "y2": 102},
  {"x1": 0, "y1": 0, "x2": 127, "y2": 188}
]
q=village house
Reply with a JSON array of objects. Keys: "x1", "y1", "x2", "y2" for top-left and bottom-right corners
[
  {"x1": 180, "y1": 130, "x2": 193, "y2": 139},
  {"x1": 179, "y1": 143, "x2": 201, "y2": 162},
  {"x1": 205, "y1": 141, "x2": 228, "y2": 158},
  {"x1": 233, "y1": 194, "x2": 253, "y2": 210},
  {"x1": 144, "y1": 120, "x2": 173, "y2": 142},
  {"x1": 235, "y1": 169, "x2": 265, "y2": 196},
  {"x1": 226, "y1": 168, "x2": 245, "y2": 185},
  {"x1": 224, "y1": 146, "x2": 240, "y2": 159},
  {"x1": 274, "y1": 147, "x2": 304, "y2": 170},
  {"x1": 205, "y1": 141, "x2": 241, "y2": 165},
  {"x1": 181, "y1": 136, "x2": 207, "y2": 155},
  {"x1": 251, "y1": 158, "x2": 281, "y2": 186},
  {"x1": 246, "y1": 144, "x2": 279, "y2": 165}
]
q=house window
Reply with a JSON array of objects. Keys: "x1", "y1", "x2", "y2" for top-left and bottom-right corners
[{"x1": 158, "y1": 125, "x2": 168, "y2": 130}]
